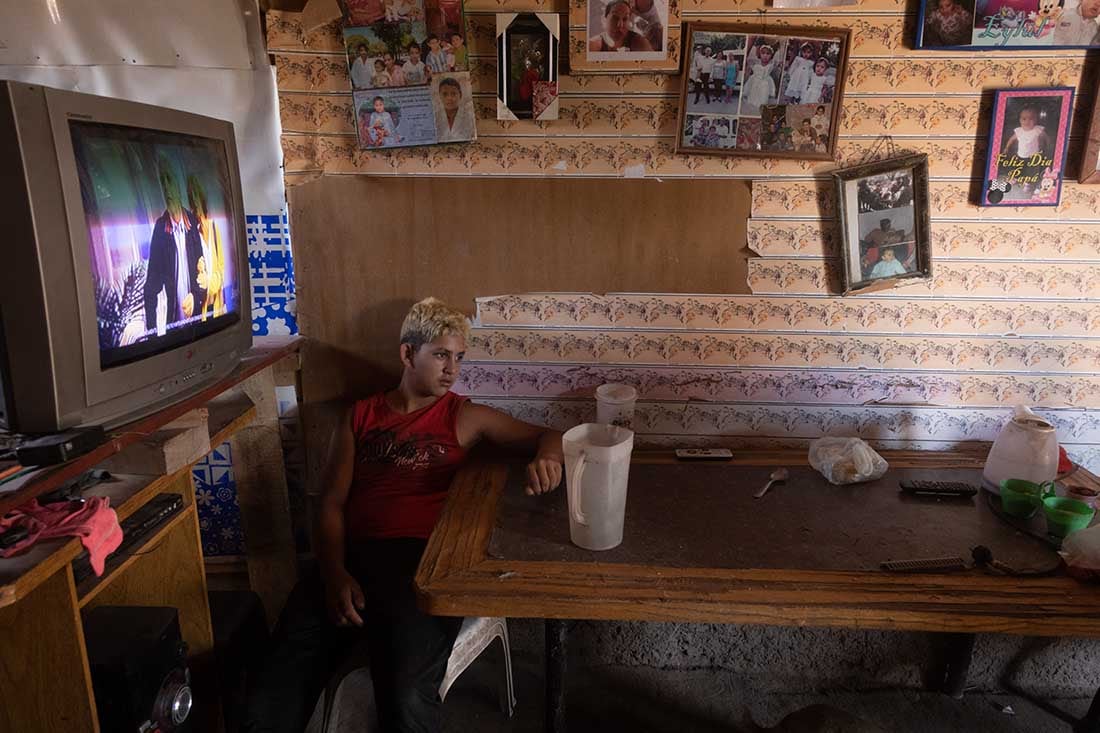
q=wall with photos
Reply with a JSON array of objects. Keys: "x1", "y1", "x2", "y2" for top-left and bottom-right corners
[
  {"x1": 270, "y1": 1, "x2": 1100, "y2": 695},
  {"x1": 269, "y1": 2, "x2": 1100, "y2": 473}
]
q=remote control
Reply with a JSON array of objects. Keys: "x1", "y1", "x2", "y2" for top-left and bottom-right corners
[
  {"x1": 899, "y1": 480, "x2": 978, "y2": 498},
  {"x1": 675, "y1": 448, "x2": 733, "y2": 460}
]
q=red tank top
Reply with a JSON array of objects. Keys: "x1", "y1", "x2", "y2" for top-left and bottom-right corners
[{"x1": 345, "y1": 391, "x2": 469, "y2": 541}]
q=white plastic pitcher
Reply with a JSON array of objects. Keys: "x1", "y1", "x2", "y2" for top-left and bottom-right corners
[
  {"x1": 563, "y1": 423, "x2": 634, "y2": 551},
  {"x1": 983, "y1": 405, "x2": 1059, "y2": 493}
]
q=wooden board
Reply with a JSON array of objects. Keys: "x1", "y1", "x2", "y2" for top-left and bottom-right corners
[
  {"x1": 291, "y1": 175, "x2": 752, "y2": 405},
  {"x1": 0, "y1": 567, "x2": 98, "y2": 732}
]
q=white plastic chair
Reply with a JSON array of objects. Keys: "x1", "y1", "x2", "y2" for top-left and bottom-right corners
[{"x1": 315, "y1": 616, "x2": 516, "y2": 733}]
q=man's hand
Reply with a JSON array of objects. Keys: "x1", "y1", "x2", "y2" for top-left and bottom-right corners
[
  {"x1": 323, "y1": 568, "x2": 365, "y2": 627},
  {"x1": 525, "y1": 454, "x2": 563, "y2": 496}
]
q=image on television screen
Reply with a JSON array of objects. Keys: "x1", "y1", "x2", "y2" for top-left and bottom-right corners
[{"x1": 70, "y1": 121, "x2": 242, "y2": 369}]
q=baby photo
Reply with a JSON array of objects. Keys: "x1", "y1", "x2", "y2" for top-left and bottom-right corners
[
  {"x1": 739, "y1": 36, "x2": 788, "y2": 117},
  {"x1": 682, "y1": 114, "x2": 737, "y2": 150},
  {"x1": 353, "y1": 87, "x2": 438, "y2": 148},
  {"x1": 586, "y1": 0, "x2": 670, "y2": 60},
  {"x1": 685, "y1": 33, "x2": 746, "y2": 117},
  {"x1": 984, "y1": 88, "x2": 1072, "y2": 205}
]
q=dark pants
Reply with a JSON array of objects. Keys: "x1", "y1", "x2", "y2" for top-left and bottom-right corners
[
  {"x1": 693, "y1": 73, "x2": 711, "y2": 103},
  {"x1": 242, "y1": 538, "x2": 462, "y2": 733}
]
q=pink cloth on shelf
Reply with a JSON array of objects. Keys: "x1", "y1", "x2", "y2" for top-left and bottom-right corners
[{"x1": 1, "y1": 496, "x2": 123, "y2": 576}]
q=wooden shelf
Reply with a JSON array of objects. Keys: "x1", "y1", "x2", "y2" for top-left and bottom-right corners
[
  {"x1": 0, "y1": 336, "x2": 299, "y2": 518},
  {"x1": 208, "y1": 394, "x2": 258, "y2": 447},
  {"x1": 76, "y1": 503, "x2": 194, "y2": 608},
  {"x1": 0, "y1": 537, "x2": 81, "y2": 608}
]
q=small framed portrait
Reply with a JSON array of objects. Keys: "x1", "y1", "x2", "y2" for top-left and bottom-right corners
[
  {"x1": 586, "y1": 0, "x2": 669, "y2": 61},
  {"x1": 1080, "y1": 76, "x2": 1100, "y2": 184},
  {"x1": 916, "y1": 0, "x2": 1100, "y2": 49},
  {"x1": 833, "y1": 153, "x2": 933, "y2": 295},
  {"x1": 497, "y1": 13, "x2": 560, "y2": 121},
  {"x1": 981, "y1": 88, "x2": 1074, "y2": 206},
  {"x1": 675, "y1": 23, "x2": 850, "y2": 159},
  {"x1": 431, "y1": 72, "x2": 477, "y2": 144}
]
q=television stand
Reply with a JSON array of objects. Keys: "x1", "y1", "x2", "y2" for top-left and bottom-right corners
[{"x1": 0, "y1": 336, "x2": 301, "y2": 733}]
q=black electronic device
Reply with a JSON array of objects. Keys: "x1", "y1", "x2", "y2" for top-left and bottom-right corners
[
  {"x1": 898, "y1": 480, "x2": 979, "y2": 498},
  {"x1": 72, "y1": 493, "x2": 184, "y2": 585},
  {"x1": 14, "y1": 426, "x2": 106, "y2": 466},
  {"x1": 82, "y1": 605, "x2": 193, "y2": 733}
]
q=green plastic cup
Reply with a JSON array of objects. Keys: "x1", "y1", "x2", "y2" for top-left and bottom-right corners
[
  {"x1": 999, "y1": 479, "x2": 1054, "y2": 519},
  {"x1": 1043, "y1": 497, "x2": 1096, "y2": 539}
]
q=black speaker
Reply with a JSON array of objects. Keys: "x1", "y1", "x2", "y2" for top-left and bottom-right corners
[{"x1": 82, "y1": 606, "x2": 193, "y2": 733}]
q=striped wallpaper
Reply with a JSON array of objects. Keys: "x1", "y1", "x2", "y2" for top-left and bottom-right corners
[{"x1": 267, "y1": 2, "x2": 1100, "y2": 471}]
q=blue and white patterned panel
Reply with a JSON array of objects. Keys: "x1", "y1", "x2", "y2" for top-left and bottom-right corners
[
  {"x1": 196, "y1": 210, "x2": 299, "y2": 556},
  {"x1": 193, "y1": 441, "x2": 245, "y2": 556},
  {"x1": 247, "y1": 210, "x2": 298, "y2": 337}
]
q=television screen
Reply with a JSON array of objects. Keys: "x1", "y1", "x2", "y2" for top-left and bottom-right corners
[{"x1": 69, "y1": 121, "x2": 242, "y2": 369}]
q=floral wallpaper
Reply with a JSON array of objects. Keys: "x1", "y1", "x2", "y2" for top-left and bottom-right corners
[{"x1": 269, "y1": 3, "x2": 1100, "y2": 475}]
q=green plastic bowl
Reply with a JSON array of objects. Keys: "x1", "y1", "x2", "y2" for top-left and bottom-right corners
[
  {"x1": 1043, "y1": 497, "x2": 1095, "y2": 539},
  {"x1": 999, "y1": 479, "x2": 1054, "y2": 519}
]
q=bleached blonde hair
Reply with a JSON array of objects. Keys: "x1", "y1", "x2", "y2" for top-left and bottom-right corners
[{"x1": 399, "y1": 297, "x2": 470, "y2": 351}]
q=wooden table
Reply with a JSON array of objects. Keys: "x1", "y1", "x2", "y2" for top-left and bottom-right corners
[{"x1": 415, "y1": 449, "x2": 1100, "y2": 733}]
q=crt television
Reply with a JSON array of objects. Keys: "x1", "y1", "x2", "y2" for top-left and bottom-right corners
[{"x1": 0, "y1": 81, "x2": 253, "y2": 433}]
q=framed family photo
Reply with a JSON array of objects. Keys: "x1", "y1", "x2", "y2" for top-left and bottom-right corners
[
  {"x1": 833, "y1": 154, "x2": 933, "y2": 295},
  {"x1": 916, "y1": 0, "x2": 1100, "y2": 49},
  {"x1": 981, "y1": 87, "x2": 1073, "y2": 206},
  {"x1": 1081, "y1": 75, "x2": 1100, "y2": 184},
  {"x1": 675, "y1": 23, "x2": 850, "y2": 159},
  {"x1": 497, "y1": 13, "x2": 560, "y2": 121},
  {"x1": 569, "y1": 0, "x2": 678, "y2": 74}
]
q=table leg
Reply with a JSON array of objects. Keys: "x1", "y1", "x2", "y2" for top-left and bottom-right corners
[
  {"x1": 941, "y1": 632, "x2": 976, "y2": 699},
  {"x1": 1075, "y1": 689, "x2": 1100, "y2": 733},
  {"x1": 545, "y1": 619, "x2": 568, "y2": 733}
]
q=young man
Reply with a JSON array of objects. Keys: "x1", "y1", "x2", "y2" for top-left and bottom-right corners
[{"x1": 244, "y1": 298, "x2": 563, "y2": 733}]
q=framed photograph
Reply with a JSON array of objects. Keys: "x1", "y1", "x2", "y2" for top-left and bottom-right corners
[
  {"x1": 833, "y1": 154, "x2": 933, "y2": 295},
  {"x1": 981, "y1": 88, "x2": 1073, "y2": 206},
  {"x1": 497, "y1": 13, "x2": 560, "y2": 121},
  {"x1": 916, "y1": 0, "x2": 1100, "y2": 49},
  {"x1": 674, "y1": 23, "x2": 850, "y2": 159},
  {"x1": 1080, "y1": 76, "x2": 1100, "y2": 184},
  {"x1": 353, "y1": 71, "x2": 476, "y2": 148},
  {"x1": 587, "y1": 0, "x2": 668, "y2": 60}
]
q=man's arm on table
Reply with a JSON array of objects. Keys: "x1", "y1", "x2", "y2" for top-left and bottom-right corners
[
  {"x1": 316, "y1": 408, "x2": 365, "y2": 627},
  {"x1": 458, "y1": 402, "x2": 564, "y2": 496}
]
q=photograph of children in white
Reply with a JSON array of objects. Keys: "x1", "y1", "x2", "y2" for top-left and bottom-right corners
[
  {"x1": 586, "y1": 0, "x2": 668, "y2": 59},
  {"x1": 343, "y1": 22, "x2": 469, "y2": 92},
  {"x1": 740, "y1": 36, "x2": 788, "y2": 117},
  {"x1": 777, "y1": 38, "x2": 841, "y2": 105},
  {"x1": 686, "y1": 33, "x2": 746, "y2": 116},
  {"x1": 682, "y1": 114, "x2": 737, "y2": 149},
  {"x1": 853, "y1": 169, "x2": 918, "y2": 282}
]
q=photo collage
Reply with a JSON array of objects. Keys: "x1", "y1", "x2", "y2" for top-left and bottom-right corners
[
  {"x1": 344, "y1": 0, "x2": 476, "y2": 148},
  {"x1": 680, "y1": 31, "x2": 842, "y2": 155},
  {"x1": 852, "y1": 169, "x2": 919, "y2": 284}
]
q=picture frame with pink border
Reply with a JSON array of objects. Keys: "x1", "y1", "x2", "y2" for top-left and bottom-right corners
[{"x1": 980, "y1": 87, "x2": 1074, "y2": 207}]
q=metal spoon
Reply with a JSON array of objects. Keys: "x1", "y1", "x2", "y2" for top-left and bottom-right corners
[{"x1": 754, "y1": 468, "x2": 789, "y2": 499}]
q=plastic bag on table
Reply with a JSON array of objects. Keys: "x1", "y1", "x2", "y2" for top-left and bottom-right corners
[{"x1": 808, "y1": 437, "x2": 889, "y2": 485}]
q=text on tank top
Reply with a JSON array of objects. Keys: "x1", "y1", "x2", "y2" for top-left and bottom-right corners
[{"x1": 345, "y1": 390, "x2": 468, "y2": 540}]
